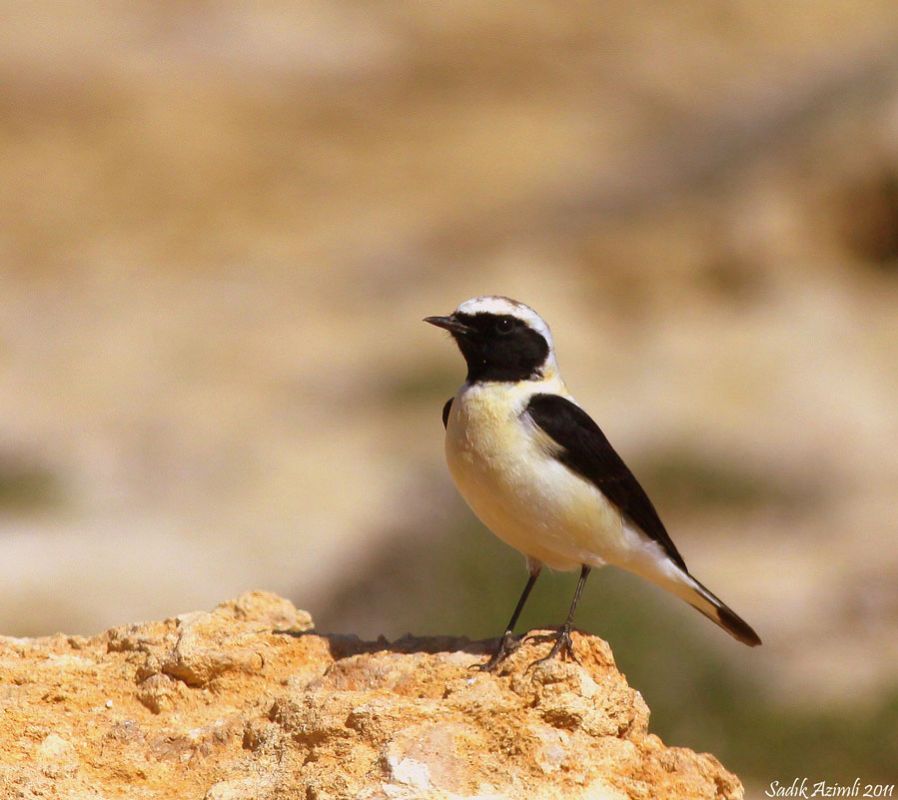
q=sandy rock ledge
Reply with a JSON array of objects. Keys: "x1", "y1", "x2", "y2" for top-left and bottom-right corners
[{"x1": 0, "y1": 591, "x2": 743, "y2": 799}]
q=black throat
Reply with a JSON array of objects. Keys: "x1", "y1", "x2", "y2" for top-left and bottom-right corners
[{"x1": 453, "y1": 312, "x2": 550, "y2": 383}]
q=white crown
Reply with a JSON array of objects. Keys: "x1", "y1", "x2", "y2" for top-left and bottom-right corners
[
  {"x1": 455, "y1": 295, "x2": 559, "y2": 379},
  {"x1": 455, "y1": 295, "x2": 555, "y2": 352}
]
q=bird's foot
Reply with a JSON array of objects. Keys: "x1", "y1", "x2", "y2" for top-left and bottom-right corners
[
  {"x1": 471, "y1": 630, "x2": 521, "y2": 673},
  {"x1": 526, "y1": 627, "x2": 580, "y2": 669}
]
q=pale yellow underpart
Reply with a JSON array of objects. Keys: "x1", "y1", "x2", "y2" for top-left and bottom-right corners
[{"x1": 445, "y1": 372, "x2": 690, "y2": 595}]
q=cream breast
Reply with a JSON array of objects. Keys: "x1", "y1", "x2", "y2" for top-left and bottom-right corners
[{"x1": 445, "y1": 378, "x2": 624, "y2": 571}]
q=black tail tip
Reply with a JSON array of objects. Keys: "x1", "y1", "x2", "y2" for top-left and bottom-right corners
[{"x1": 718, "y1": 605, "x2": 762, "y2": 647}]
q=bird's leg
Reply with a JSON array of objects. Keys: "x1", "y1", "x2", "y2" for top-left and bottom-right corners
[
  {"x1": 529, "y1": 564, "x2": 591, "y2": 669},
  {"x1": 475, "y1": 566, "x2": 541, "y2": 672}
]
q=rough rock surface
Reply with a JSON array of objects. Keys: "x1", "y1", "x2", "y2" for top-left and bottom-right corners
[{"x1": 0, "y1": 592, "x2": 743, "y2": 799}]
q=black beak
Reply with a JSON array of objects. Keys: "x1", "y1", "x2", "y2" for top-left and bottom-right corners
[{"x1": 424, "y1": 315, "x2": 475, "y2": 336}]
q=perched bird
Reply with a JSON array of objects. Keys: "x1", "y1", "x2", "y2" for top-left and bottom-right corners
[{"x1": 425, "y1": 295, "x2": 760, "y2": 670}]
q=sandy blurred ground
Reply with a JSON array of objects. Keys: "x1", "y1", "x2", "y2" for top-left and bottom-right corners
[{"x1": 1, "y1": 0, "x2": 898, "y2": 727}]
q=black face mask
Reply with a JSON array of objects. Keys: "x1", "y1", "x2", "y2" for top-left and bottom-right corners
[{"x1": 451, "y1": 313, "x2": 550, "y2": 383}]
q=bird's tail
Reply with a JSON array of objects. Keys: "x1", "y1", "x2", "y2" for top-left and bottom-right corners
[{"x1": 668, "y1": 571, "x2": 762, "y2": 647}]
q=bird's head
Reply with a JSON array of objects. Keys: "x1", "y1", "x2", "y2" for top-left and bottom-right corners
[{"x1": 425, "y1": 295, "x2": 558, "y2": 383}]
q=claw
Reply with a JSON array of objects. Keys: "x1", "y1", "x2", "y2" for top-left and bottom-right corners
[
  {"x1": 471, "y1": 631, "x2": 521, "y2": 672},
  {"x1": 527, "y1": 627, "x2": 580, "y2": 670},
  {"x1": 523, "y1": 631, "x2": 556, "y2": 646}
]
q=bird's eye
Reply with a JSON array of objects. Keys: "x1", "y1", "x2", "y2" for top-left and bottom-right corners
[{"x1": 495, "y1": 317, "x2": 514, "y2": 335}]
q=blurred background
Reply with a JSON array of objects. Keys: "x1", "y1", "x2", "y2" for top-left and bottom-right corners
[{"x1": 1, "y1": 2, "x2": 897, "y2": 795}]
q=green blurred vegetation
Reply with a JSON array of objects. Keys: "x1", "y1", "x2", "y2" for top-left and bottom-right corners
[
  {"x1": 316, "y1": 513, "x2": 898, "y2": 788},
  {"x1": 383, "y1": 363, "x2": 461, "y2": 406},
  {"x1": 636, "y1": 445, "x2": 813, "y2": 513},
  {"x1": 0, "y1": 458, "x2": 64, "y2": 514}
]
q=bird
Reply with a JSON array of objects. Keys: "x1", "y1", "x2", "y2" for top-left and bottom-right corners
[{"x1": 425, "y1": 295, "x2": 761, "y2": 670}]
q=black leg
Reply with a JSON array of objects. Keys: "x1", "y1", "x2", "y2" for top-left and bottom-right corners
[
  {"x1": 476, "y1": 566, "x2": 541, "y2": 672},
  {"x1": 529, "y1": 564, "x2": 591, "y2": 668}
]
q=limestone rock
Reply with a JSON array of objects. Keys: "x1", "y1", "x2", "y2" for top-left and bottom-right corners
[{"x1": 0, "y1": 591, "x2": 743, "y2": 799}]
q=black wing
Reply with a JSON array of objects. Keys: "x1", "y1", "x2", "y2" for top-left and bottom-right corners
[
  {"x1": 526, "y1": 393, "x2": 687, "y2": 571},
  {"x1": 442, "y1": 397, "x2": 453, "y2": 430}
]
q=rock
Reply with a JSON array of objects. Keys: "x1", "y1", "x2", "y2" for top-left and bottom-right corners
[{"x1": 0, "y1": 591, "x2": 743, "y2": 799}]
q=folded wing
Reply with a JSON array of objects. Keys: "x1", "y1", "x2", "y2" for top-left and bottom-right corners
[{"x1": 525, "y1": 393, "x2": 687, "y2": 572}]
